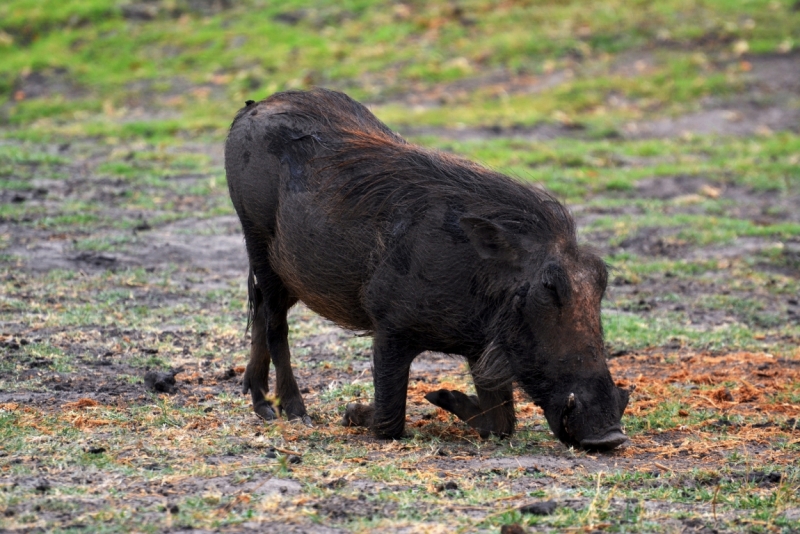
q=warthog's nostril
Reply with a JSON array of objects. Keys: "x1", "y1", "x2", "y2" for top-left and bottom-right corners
[{"x1": 579, "y1": 428, "x2": 628, "y2": 451}]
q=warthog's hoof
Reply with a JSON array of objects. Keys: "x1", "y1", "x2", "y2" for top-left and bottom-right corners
[
  {"x1": 342, "y1": 402, "x2": 374, "y2": 428},
  {"x1": 289, "y1": 413, "x2": 314, "y2": 427},
  {"x1": 253, "y1": 401, "x2": 277, "y2": 421},
  {"x1": 424, "y1": 389, "x2": 479, "y2": 414},
  {"x1": 424, "y1": 389, "x2": 506, "y2": 439}
]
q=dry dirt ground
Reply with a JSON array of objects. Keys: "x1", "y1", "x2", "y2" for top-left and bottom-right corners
[{"x1": 1, "y1": 53, "x2": 799, "y2": 533}]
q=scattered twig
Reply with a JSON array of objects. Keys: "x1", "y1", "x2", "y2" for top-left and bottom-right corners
[
  {"x1": 493, "y1": 493, "x2": 524, "y2": 502},
  {"x1": 274, "y1": 447, "x2": 302, "y2": 457}
]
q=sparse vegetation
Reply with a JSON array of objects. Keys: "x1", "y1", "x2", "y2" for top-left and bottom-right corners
[{"x1": 1, "y1": 0, "x2": 799, "y2": 532}]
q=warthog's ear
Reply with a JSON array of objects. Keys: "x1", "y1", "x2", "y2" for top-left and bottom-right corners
[{"x1": 459, "y1": 216, "x2": 520, "y2": 264}]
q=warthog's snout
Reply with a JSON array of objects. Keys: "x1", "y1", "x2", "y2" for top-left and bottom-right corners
[{"x1": 578, "y1": 427, "x2": 628, "y2": 450}]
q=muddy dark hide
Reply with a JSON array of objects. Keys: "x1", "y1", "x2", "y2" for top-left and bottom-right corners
[{"x1": 224, "y1": 88, "x2": 628, "y2": 449}]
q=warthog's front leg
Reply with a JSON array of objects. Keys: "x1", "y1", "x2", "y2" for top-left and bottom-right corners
[
  {"x1": 425, "y1": 363, "x2": 515, "y2": 438},
  {"x1": 342, "y1": 332, "x2": 419, "y2": 439}
]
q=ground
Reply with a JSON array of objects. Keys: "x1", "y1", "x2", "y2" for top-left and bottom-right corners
[{"x1": 0, "y1": 1, "x2": 799, "y2": 532}]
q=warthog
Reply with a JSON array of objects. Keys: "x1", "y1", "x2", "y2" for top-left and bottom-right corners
[{"x1": 225, "y1": 88, "x2": 629, "y2": 449}]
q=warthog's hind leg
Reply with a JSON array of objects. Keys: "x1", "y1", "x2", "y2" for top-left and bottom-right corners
[
  {"x1": 243, "y1": 266, "x2": 310, "y2": 425},
  {"x1": 242, "y1": 269, "x2": 277, "y2": 421}
]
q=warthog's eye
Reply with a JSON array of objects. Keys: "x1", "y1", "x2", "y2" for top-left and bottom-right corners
[
  {"x1": 541, "y1": 278, "x2": 561, "y2": 306},
  {"x1": 541, "y1": 262, "x2": 570, "y2": 307}
]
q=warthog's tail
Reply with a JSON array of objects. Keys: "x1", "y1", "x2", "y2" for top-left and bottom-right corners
[{"x1": 246, "y1": 268, "x2": 260, "y2": 336}]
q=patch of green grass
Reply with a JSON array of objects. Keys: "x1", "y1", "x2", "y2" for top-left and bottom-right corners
[
  {"x1": 416, "y1": 133, "x2": 800, "y2": 206},
  {"x1": 2, "y1": 0, "x2": 798, "y2": 140},
  {"x1": 0, "y1": 143, "x2": 66, "y2": 175},
  {"x1": 603, "y1": 310, "x2": 763, "y2": 352},
  {"x1": 73, "y1": 234, "x2": 135, "y2": 253}
]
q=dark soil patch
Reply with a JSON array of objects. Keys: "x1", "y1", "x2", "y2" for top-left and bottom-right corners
[
  {"x1": 376, "y1": 66, "x2": 575, "y2": 108},
  {"x1": 1, "y1": 216, "x2": 247, "y2": 280},
  {"x1": 615, "y1": 227, "x2": 690, "y2": 258},
  {"x1": 568, "y1": 169, "x2": 800, "y2": 337},
  {"x1": 311, "y1": 494, "x2": 398, "y2": 521},
  {"x1": 745, "y1": 51, "x2": 800, "y2": 95},
  {"x1": 9, "y1": 67, "x2": 86, "y2": 101},
  {"x1": 631, "y1": 176, "x2": 799, "y2": 223},
  {"x1": 120, "y1": 0, "x2": 233, "y2": 21},
  {"x1": 400, "y1": 121, "x2": 589, "y2": 142},
  {"x1": 623, "y1": 104, "x2": 800, "y2": 139}
]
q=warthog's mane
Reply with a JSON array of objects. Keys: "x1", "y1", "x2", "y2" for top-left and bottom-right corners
[
  {"x1": 325, "y1": 132, "x2": 574, "y2": 240},
  {"x1": 471, "y1": 340, "x2": 515, "y2": 391}
]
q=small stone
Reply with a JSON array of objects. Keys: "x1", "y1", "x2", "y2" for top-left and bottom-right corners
[
  {"x1": 288, "y1": 455, "x2": 302, "y2": 464},
  {"x1": 143, "y1": 369, "x2": 180, "y2": 393},
  {"x1": 713, "y1": 388, "x2": 734, "y2": 402},
  {"x1": 169, "y1": 504, "x2": 179, "y2": 514},
  {"x1": 324, "y1": 478, "x2": 346, "y2": 489},
  {"x1": 501, "y1": 524, "x2": 527, "y2": 534},
  {"x1": 435, "y1": 480, "x2": 459, "y2": 492},
  {"x1": 519, "y1": 500, "x2": 557, "y2": 515},
  {"x1": 217, "y1": 368, "x2": 237, "y2": 380}
]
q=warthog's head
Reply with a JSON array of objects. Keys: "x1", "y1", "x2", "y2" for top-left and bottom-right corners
[
  {"x1": 540, "y1": 376, "x2": 630, "y2": 450},
  {"x1": 462, "y1": 216, "x2": 630, "y2": 450}
]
